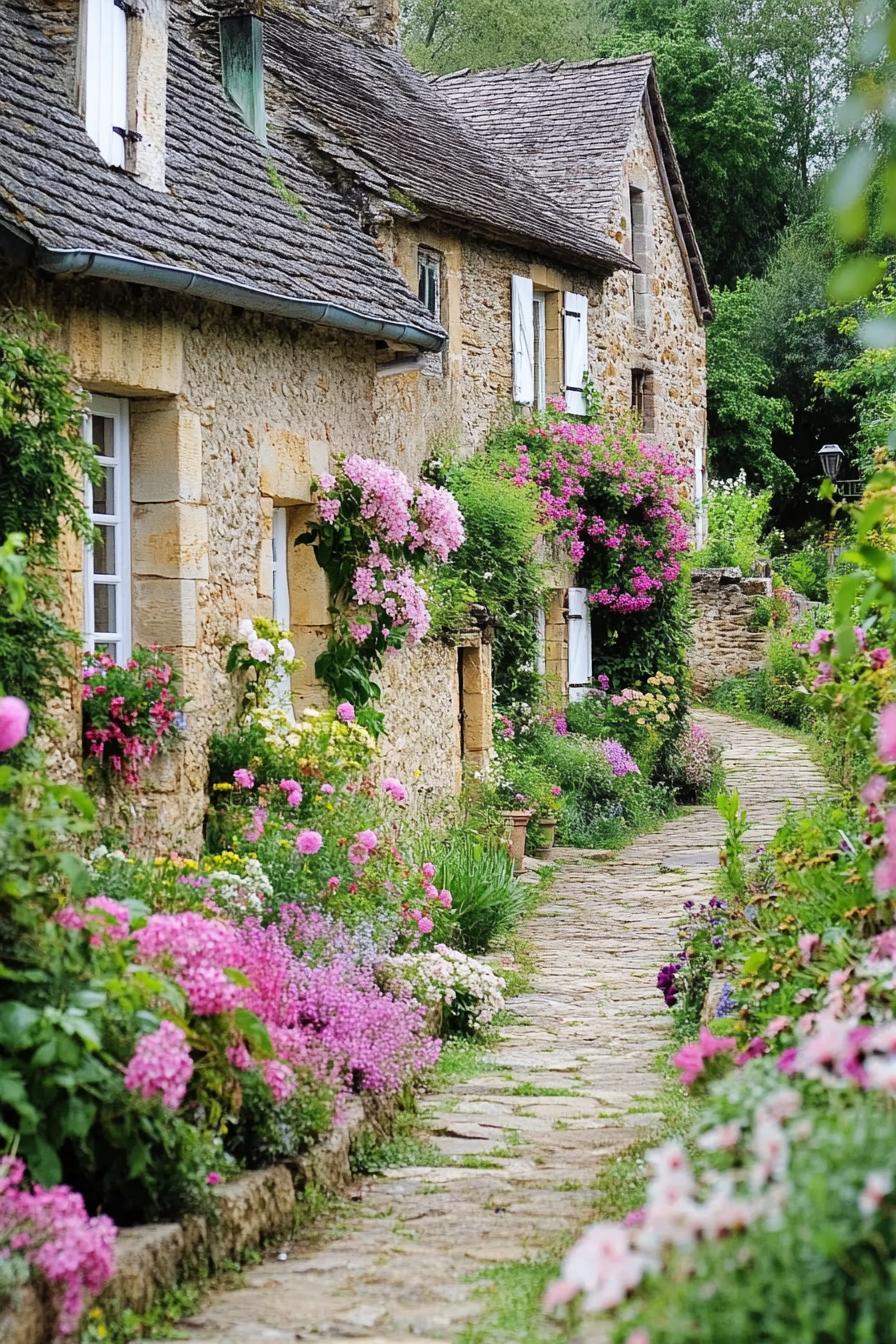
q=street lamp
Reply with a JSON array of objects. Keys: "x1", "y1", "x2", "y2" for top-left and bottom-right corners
[{"x1": 818, "y1": 443, "x2": 844, "y2": 481}]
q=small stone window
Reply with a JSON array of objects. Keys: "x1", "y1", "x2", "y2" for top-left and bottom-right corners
[
  {"x1": 417, "y1": 248, "x2": 441, "y2": 320},
  {"x1": 628, "y1": 184, "x2": 651, "y2": 331},
  {"x1": 631, "y1": 368, "x2": 655, "y2": 434}
]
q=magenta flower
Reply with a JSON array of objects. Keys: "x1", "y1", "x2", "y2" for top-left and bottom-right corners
[
  {"x1": 0, "y1": 695, "x2": 29, "y2": 751},
  {"x1": 124, "y1": 1020, "x2": 193, "y2": 1109},
  {"x1": 421, "y1": 862, "x2": 436, "y2": 880},
  {"x1": 878, "y1": 705, "x2": 896, "y2": 763},
  {"x1": 862, "y1": 775, "x2": 888, "y2": 806},
  {"x1": 233, "y1": 768, "x2": 255, "y2": 789},
  {"x1": 320, "y1": 783, "x2": 335, "y2": 795},
  {"x1": 336, "y1": 702, "x2": 355, "y2": 723},
  {"x1": 206, "y1": 1171, "x2": 221, "y2": 1186},
  {"x1": 798, "y1": 932, "x2": 821, "y2": 965},
  {"x1": 550, "y1": 785, "x2": 562, "y2": 797},
  {"x1": 355, "y1": 829, "x2": 378, "y2": 851},
  {"x1": 382, "y1": 776, "x2": 408, "y2": 804},
  {"x1": 870, "y1": 647, "x2": 891, "y2": 670},
  {"x1": 295, "y1": 829, "x2": 323, "y2": 856},
  {"x1": 417, "y1": 915, "x2": 434, "y2": 934}
]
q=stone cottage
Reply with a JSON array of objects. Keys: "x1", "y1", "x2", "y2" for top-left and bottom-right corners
[{"x1": 0, "y1": 0, "x2": 708, "y2": 849}]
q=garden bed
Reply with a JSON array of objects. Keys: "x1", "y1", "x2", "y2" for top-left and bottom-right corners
[{"x1": 0, "y1": 1091, "x2": 395, "y2": 1344}]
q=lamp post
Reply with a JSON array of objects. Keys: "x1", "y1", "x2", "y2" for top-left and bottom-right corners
[{"x1": 818, "y1": 443, "x2": 844, "y2": 481}]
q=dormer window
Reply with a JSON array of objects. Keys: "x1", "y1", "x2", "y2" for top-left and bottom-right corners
[
  {"x1": 81, "y1": 0, "x2": 130, "y2": 167},
  {"x1": 417, "y1": 248, "x2": 441, "y2": 319}
]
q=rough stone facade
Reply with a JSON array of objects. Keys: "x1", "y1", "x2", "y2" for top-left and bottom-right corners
[
  {"x1": 12, "y1": 270, "x2": 485, "y2": 853},
  {"x1": 689, "y1": 568, "x2": 774, "y2": 695},
  {"x1": 372, "y1": 103, "x2": 707, "y2": 480}
]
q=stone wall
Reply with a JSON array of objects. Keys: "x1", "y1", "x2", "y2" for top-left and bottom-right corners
[
  {"x1": 8, "y1": 270, "x2": 476, "y2": 854},
  {"x1": 372, "y1": 100, "x2": 707, "y2": 481},
  {"x1": 689, "y1": 568, "x2": 774, "y2": 695}
]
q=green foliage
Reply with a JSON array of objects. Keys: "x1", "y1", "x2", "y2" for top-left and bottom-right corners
[
  {"x1": 716, "y1": 787, "x2": 750, "y2": 897},
  {"x1": 816, "y1": 266, "x2": 896, "y2": 471},
  {"x1": 0, "y1": 313, "x2": 100, "y2": 726},
  {"x1": 710, "y1": 623, "x2": 814, "y2": 732},
  {"x1": 706, "y1": 281, "x2": 794, "y2": 489},
  {"x1": 613, "y1": 1090, "x2": 896, "y2": 1344},
  {"x1": 442, "y1": 454, "x2": 545, "y2": 709},
  {"x1": 430, "y1": 833, "x2": 528, "y2": 954},
  {"x1": 226, "y1": 1067, "x2": 333, "y2": 1168},
  {"x1": 775, "y1": 541, "x2": 830, "y2": 601},
  {"x1": 694, "y1": 475, "x2": 772, "y2": 573}
]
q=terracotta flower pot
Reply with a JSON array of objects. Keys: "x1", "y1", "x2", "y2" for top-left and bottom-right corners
[
  {"x1": 501, "y1": 809, "x2": 532, "y2": 874},
  {"x1": 531, "y1": 817, "x2": 558, "y2": 861}
]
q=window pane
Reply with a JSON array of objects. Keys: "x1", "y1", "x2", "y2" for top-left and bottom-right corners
[
  {"x1": 93, "y1": 583, "x2": 117, "y2": 634},
  {"x1": 91, "y1": 415, "x2": 114, "y2": 457},
  {"x1": 92, "y1": 465, "x2": 115, "y2": 516},
  {"x1": 95, "y1": 641, "x2": 119, "y2": 663},
  {"x1": 92, "y1": 524, "x2": 117, "y2": 575}
]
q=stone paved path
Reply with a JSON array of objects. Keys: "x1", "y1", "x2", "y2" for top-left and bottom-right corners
[{"x1": 177, "y1": 711, "x2": 827, "y2": 1344}]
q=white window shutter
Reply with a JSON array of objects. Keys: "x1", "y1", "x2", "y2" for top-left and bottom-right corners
[
  {"x1": 535, "y1": 606, "x2": 546, "y2": 677},
  {"x1": 563, "y1": 292, "x2": 589, "y2": 416},
  {"x1": 567, "y1": 587, "x2": 592, "y2": 702},
  {"x1": 83, "y1": 0, "x2": 128, "y2": 167},
  {"x1": 511, "y1": 275, "x2": 535, "y2": 405}
]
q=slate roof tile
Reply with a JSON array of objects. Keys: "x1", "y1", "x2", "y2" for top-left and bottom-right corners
[
  {"x1": 0, "y1": 0, "x2": 444, "y2": 343},
  {"x1": 263, "y1": 4, "x2": 635, "y2": 275},
  {"x1": 435, "y1": 56, "x2": 713, "y2": 320}
]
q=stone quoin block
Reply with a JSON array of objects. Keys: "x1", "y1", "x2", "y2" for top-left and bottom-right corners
[
  {"x1": 131, "y1": 401, "x2": 203, "y2": 504},
  {"x1": 132, "y1": 501, "x2": 210, "y2": 581}
]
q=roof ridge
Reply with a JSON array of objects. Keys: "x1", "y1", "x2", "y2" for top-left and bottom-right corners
[{"x1": 433, "y1": 52, "x2": 655, "y2": 82}]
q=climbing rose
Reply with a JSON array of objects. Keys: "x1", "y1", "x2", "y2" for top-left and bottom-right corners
[
  {"x1": 0, "y1": 695, "x2": 29, "y2": 751},
  {"x1": 336, "y1": 701, "x2": 355, "y2": 723},
  {"x1": 295, "y1": 829, "x2": 324, "y2": 856},
  {"x1": 124, "y1": 1020, "x2": 193, "y2": 1109}
]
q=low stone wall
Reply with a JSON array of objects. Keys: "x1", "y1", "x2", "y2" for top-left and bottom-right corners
[
  {"x1": 0, "y1": 1092, "x2": 395, "y2": 1344},
  {"x1": 689, "y1": 567, "x2": 773, "y2": 696}
]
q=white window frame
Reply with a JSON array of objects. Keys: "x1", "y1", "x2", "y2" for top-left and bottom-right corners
[
  {"x1": 82, "y1": 0, "x2": 129, "y2": 167},
  {"x1": 84, "y1": 395, "x2": 132, "y2": 662},
  {"x1": 532, "y1": 291, "x2": 547, "y2": 412},
  {"x1": 567, "y1": 586, "x2": 593, "y2": 702},
  {"x1": 270, "y1": 507, "x2": 294, "y2": 717},
  {"x1": 511, "y1": 274, "x2": 535, "y2": 405},
  {"x1": 563, "y1": 292, "x2": 589, "y2": 416}
]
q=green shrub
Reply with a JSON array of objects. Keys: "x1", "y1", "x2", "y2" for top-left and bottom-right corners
[
  {"x1": 694, "y1": 474, "x2": 771, "y2": 574},
  {"x1": 442, "y1": 455, "x2": 545, "y2": 709},
  {"x1": 431, "y1": 833, "x2": 527, "y2": 954},
  {"x1": 0, "y1": 313, "x2": 100, "y2": 729},
  {"x1": 776, "y1": 542, "x2": 830, "y2": 602},
  {"x1": 226, "y1": 1068, "x2": 333, "y2": 1168}
]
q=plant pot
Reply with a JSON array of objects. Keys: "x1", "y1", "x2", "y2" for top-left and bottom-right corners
[
  {"x1": 531, "y1": 817, "x2": 558, "y2": 861},
  {"x1": 501, "y1": 809, "x2": 533, "y2": 874}
]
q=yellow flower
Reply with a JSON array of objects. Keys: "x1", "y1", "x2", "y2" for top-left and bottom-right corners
[{"x1": 213, "y1": 782, "x2": 233, "y2": 793}]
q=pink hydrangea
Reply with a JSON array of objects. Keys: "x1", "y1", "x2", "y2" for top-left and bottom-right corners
[
  {"x1": 124, "y1": 1020, "x2": 193, "y2": 1109},
  {"x1": 85, "y1": 895, "x2": 130, "y2": 945},
  {"x1": 295, "y1": 829, "x2": 324, "y2": 856}
]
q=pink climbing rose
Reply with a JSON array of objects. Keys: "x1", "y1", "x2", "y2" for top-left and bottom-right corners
[{"x1": 0, "y1": 695, "x2": 29, "y2": 751}]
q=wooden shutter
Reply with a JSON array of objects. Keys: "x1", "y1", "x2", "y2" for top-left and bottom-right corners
[
  {"x1": 567, "y1": 587, "x2": 592, "y2": 702},
  {"x1": 563, "y1": 292, "x2": 589, "y2": 416},
  {"x1": 511, "y1": 275, "x2": 535, "y2": 405},
  {"x1": 83, "y1": 0, "x2": 128, "y2": 167}
]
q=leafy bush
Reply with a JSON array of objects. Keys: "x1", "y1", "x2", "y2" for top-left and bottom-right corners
[
  {"x1": 694, "y1": 473, "x2": 771, "y2": 574},
  {"x1": 0, "y1": 314, "x2": 99, "y2": 729},
  {"x1": 225, "y1": 1068, "x2": 333, "y2": 1168},
  {"x1": 441, "y1": 454, "x2": 545, "y2": 709},
  {"x1": 429, "y1": 833, "x2": 527, "y2": 954},
  {"x1": 775, "y1": 541, "x2": 830, "y2": 602}
]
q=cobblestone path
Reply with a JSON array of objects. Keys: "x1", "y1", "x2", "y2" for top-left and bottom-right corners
[{"x1": 178, "y1": 711, "x2": 827, "y2": 1344}]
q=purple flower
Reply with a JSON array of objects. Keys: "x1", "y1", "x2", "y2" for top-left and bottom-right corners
[{"x1": 600, "y1": 738, "x2": 640, "y2": 777}]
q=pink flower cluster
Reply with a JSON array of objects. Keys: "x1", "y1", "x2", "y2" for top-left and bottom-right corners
[
  {"x1": 0, "y1": 695, "x2": 29, "y2": 751},
  {"x1": 82, "y1": 652, "x2": 184, "y2": 787},
  {"x1": 124, "y1": 1020, "x2": 194, "y2": 1109},
  {"x1": 129, "y1": 908, "x2": 440, "y2": 1103},
  {"x1": 508, "y1": 421, "x2": 690, "y2": 616},
  {"x1": 313, "y1": 456, "x2": 464, "y2": 652},
  {"x1": 406, "y1": 859, "x2": 453, "y2": 935},
  {"x1": 0, "y1": 1157, "x2": 116, "y2": 1336},
  {"x1": 382, "y1": 776, "x2": 409, "y2": 804},
  {"x1": 677, "y1": 722, "x2": 715, "y2": 791},
  {"x1": 545, "y1": 1088, "x2": 801, "y2": 1319}
]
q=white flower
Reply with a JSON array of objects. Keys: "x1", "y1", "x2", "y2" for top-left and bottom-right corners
[
  {"x1": 238, "y1": 619, "x2": 256, "y2": 640},
  {"x1": 278, "y1": 638, "x2": 296, "y2": 662},
  {"x1": 248, "y1": 637, "x2": 275, "y2": 663}
]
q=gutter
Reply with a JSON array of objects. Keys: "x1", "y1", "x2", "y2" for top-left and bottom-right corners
[{"x1": 22, "y1": 238, "x2": 446, "y2": 352}]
